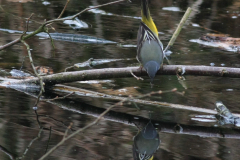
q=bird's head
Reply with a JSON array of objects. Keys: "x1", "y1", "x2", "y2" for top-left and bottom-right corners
[{"x1": 144, "y1": 61, "x2": 160, "y2": 82}]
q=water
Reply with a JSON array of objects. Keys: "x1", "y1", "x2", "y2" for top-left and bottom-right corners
[{"x1": 1, "y1": 0, "x2": 240, "y2": 159}]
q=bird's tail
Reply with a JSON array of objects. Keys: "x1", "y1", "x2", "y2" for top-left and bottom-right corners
[{"x1": 141, "y1": 0, "x2": 158, "y2": 36}]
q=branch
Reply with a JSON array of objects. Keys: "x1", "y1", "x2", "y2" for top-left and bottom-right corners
[
  {"x1": 44, "y1": 89, "x2": 240, "y2": 139},
  {"x1": 0, "y1": 145, "x2": 16, "y2": 160},
  {"x1": 44, "y1": 0, "x2": 126, "y2": 26},
  {"x1": 52, "y1": 84, "x2": 240, "y2": 117},
  {"x1": 21, "y1": 40, "x2": 45, "y2": 106},
  {"x1": 39, "y1": 87, "x2": 169, "y2": 159},
  {"x1": 0, "y1": 0, "x2": 126, "y2": 50},
  {"x1": 0, "y1": 38, "x2": 21, "y2": 50},
  {"x1": 45, "y1": 127, "x2": 52, "y2": 153},
  {"x1": 164, "y1": 7, "x2": 192, "y2": 52},
  {"x1": 57, "y1": 0, "x2": 70, "y2": 19},
  {"x1": 8, "y1": 85, "x2": 240, "y2": 140},
  {"x1": 18, "y1": 128, "x2": 43, "y2": 160},
  {"x1": 4, "y1": 65, "x2": 240, "y2": 87},
  {"x1": 38, "y1": 98, "x2": 127, "y2": 160}
]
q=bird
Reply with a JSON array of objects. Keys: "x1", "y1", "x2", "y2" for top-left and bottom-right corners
[
  {"x1": 137, "y1": 0, "x2": 164, "y2": 83},
  {"x1": 132, "y1": 120, "x2": 160, "y2": 160}
]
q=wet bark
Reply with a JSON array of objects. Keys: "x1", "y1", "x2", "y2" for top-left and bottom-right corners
[
  {"x1": 46, "y1": 91, "x2": 240, "y2": 139},
  {"x1": 3, "y1": 65, "x2": 240, "y2": 86}
]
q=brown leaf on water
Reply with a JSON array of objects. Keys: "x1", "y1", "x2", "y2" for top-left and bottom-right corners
[
  {"x1": 35, "y1": 66, "x2": 54, "y2": 75},
  {"x1": 200, "y1": 34, "x2": 240, "y2": 52}
]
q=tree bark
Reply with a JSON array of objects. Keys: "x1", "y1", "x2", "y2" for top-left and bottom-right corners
[{"x1": 3, "y1": 65, "x2": 240, "y2": 87}]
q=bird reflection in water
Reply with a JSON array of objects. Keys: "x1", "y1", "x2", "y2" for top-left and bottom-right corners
[{"x1": 132, "y1": 120, "x2": 160, "y2": 160}]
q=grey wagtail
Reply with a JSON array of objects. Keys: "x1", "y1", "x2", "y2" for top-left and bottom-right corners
[{"x1": 137, "y1": 0, "x2": 164, "y2": 82}]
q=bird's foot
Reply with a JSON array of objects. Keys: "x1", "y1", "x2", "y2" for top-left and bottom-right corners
[{"x1": 130, "y1": 70, "x2": 144, "y2": 81}]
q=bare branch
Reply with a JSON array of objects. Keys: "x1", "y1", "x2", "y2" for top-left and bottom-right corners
[
  {"x1": 21, "y1": 40, "x2": 45, "y2": 106},
  {"x1": 45, "y1": 127, "x2": 52, "y2": 153},
  {"x1": 0, "y1": 0, "x2": 126, "y2": 50},
  {"x1": 164, "y1": 7, "x2": 192, "y2": 53},
  {"x1": 41, "y1": 92, "x2": 75, "y2": 101},
  {"x1": 45, "y1": 32, "x2": 55, "y2": 49},
  {"x1": 0, "y1": 145, "x2": 16, "y2": 160},
  {"x1": 38, "y1": 98, "x2": 126, "y2": 160},
  {"x1": 0, "y1": 38, "x2": 21, "y2": 50},
  {"x1": 18, "y1": 128, "x2": 43, "y2": 160},
  {"x1": 38, "y1": 114, "x2": 74, "y2": 130},
  {"x1": 4, "y1": 65, "x2": 240, "y2": 87},
  {"x1": 44, "y1": 0, "x2": 126, "y2": 26},
  {"x1": 38, "y1": 87, "x2": 171, "y2": 159},
  {"x1": 58, "y1": 0, "x2": 71, "y2": 19},
  {"x1": 52, "y1": 84, "x2": 221, "y2": 116},
  {"x1": 21, "y1": 13, "x2": 34, "y2": 39}
]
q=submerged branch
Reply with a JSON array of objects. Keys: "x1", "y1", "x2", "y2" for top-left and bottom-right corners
[
  {"x1": 53, "y1": 85, "x2": 219, "y2": 115},
  {"x1": 53, "y1": 84, "x2": 240, "y2": 117},
  {"x1": 43, "y1": 90, "x2": 240, "y2": 140},
  {"x1": 39, "y1": 97, "x2": 128, "y2": 159},
  {"x1": 4, "y1": 65, "x2": 240, "y2": 86}
]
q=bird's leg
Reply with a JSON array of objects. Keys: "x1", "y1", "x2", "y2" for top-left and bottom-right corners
[
  {"x1": 220, "y1": 69, "x2": 228, "y2": 76},
  {"x1": 130, "y1": 69, "x2": 144, "y2": 81},
  {"x1": 138, "y1": 65, "x2": 143, "y2": 72},
  {"x1": 150, "y1": 81, "x2": 154, "y2": 88},
  {"x1": 163, "y1": 52, "x2": 172, "y2": 65}
]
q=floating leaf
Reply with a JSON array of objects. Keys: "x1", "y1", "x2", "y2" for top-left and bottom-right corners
[{"x1": 190, "y1": 33, "x2": 240, "y2": 52}]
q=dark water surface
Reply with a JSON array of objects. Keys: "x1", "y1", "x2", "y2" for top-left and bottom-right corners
[{"x1": 1, "y1": 0, "x2": 240, "y2": 159}]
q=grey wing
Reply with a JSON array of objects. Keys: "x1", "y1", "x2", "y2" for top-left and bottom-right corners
[
  {"x1": 136, "y1": 23, "x2": 144, "y2": 63},
  {"x1": 137, "y1": 22, "x2": 164, "y2": 64}
]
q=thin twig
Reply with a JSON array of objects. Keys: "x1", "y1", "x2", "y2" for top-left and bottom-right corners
[
  {"x1": 52, "y1": 84, "x2": 220, "y2": 116},
  {"x1": 64, "y1": 122, "x2": 73, "y2": 138},
  {"x1": 21, "y1": 40, "x2": 45, "y2": 107},
  {"x1": 58, "y1": 0, "x2": 70, "y2": 19},
  {"x1": 65, "y1": 66, "x2": 75, "y2": 72},
  {"x1": 38, "y1": 97, "x2": 127, "y2": 160},
  {"x1": 44, "y1": 0, "x2": 126, "y2": 26},
  {"x1": 0, "y1": 38, "x2": 21, "y2": 50},
  {"x1": 46, "y1": 32, "x2": 55, "y2": 49},
  {"x1": 137, "y1": 88, "x2": 177, "y2": 99},
  {"x1": 41, "y1": 92, "x2": 75, "y2": 101},
  {"x1": 20, "y1": 56, "x2": 28, "y2": 70},
  {"x1": 0, "y1": 145, "x2": 16, "y2": 160},
  {"x1": 21, "y1": 13, "x2": 34, "y2": 39},
  {"x1": 38, "y1": 88, "x2": 173, "y2": 159},
  {"x1": 130, "y1": 70, "x2": 144, "y2": 80},
  {"x1": 34, "y1": 110, "x2": 42, "y2": 128},
  {"x1": 18, "y1": 128, "x2": 43, "y2": 160},
  {"x1": 45, "y1": 127, "x2": 52, "y2": 153},
  {"x1": 164, "y1": 7, "x2": 192, "y2": 53},
  {"x1": 0, "y1": 0, "x2": 126, "y2": 50},
  {"x1": 38, "y1": 114, "x2": 74, "y2": 130}
]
